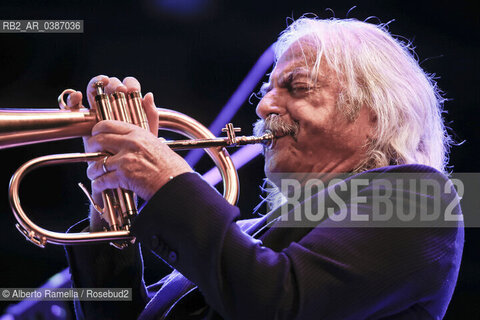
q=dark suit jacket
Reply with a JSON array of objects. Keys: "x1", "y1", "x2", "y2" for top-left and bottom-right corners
[{"x1": 66, "y1": 165, "x2": 464, "y2": 319}]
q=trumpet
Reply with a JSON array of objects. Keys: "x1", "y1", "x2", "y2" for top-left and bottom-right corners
[{"x1": 2, "y1": 83, "x2": 273, "y2": 248}]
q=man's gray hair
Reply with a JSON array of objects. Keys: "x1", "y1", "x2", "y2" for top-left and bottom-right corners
[{"x1": 273, "y1": 17, "x2": 452, "y2": 173}]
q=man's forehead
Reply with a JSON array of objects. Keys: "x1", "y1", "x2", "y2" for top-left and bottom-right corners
[
  {"x1": 270, "y1": 42, "x2": 330, "y2": 83},
  {"x1": 280, "y1": 39, "x2": 318, "y2": 64}
]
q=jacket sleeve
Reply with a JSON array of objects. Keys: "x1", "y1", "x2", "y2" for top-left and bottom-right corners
[
  {"x1": 65, "y1": 220, "x2": 150, "y2": 319},
  {"x1": 64, "y1": 185, "x2": 262, "y2": 319},
  {"x1": 131, "y1": 169, "x2": 464, "y2": 320}
]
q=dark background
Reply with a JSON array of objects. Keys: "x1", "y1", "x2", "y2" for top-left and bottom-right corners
[{"x1": 0, "y1": 0, "x2": 478, "y2": 318}]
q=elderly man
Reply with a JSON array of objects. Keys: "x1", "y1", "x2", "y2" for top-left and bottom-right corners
[{"x1": 66, "y1": 17, "x2": 463, "y2": 319}]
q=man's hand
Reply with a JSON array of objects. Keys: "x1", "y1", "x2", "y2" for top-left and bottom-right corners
[
  {"x1": 85, "y1": 120, "x2": 193, "y2": 201},
  {"x1": 66, "y1": 75, "x2": 193, "y2": 202}
]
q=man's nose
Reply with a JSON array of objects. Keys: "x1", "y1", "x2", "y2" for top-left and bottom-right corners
[{"x1": 256, "y1": 90, "x2": 285, "y2": 119}]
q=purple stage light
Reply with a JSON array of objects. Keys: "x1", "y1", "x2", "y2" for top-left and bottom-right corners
[
  {"x1": 3, "y1": 268, "x2": 72, "y2": 319},
  {"x1": 185, "y1": 45, "x2": 274, "y2": 168}
]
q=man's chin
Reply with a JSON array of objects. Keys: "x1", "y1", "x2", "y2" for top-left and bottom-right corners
[{"x1": 264, "y1": 160, "x2": 290, "y2": 185}]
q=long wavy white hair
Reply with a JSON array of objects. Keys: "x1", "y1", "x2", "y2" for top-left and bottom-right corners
[
  {"x1": 271, "y1": 17, "x2": 452, "y2": 174},
  {"x1": 254, "y1": 17, "x2": 453, "y2": 212}
]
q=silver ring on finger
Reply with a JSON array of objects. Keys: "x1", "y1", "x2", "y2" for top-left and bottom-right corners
[{"x1": 102, "y1": 155, "x2": 110, "y2": 174}]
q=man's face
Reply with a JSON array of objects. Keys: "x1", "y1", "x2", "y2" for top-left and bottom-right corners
[{"x1": 256, "y1": 42, "x2": 376, "y2": 182}]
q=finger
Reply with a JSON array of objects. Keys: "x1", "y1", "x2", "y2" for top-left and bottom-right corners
[
  {"x1": 84, "y1": 132, "x2": 125, "y2": 154},
  {"x1": 67, "y1": 91, "x2": 83, "y2": 109},
  {"x1": 86, "y1": 162, "x2": 97, "y2": 181},
  {"x1": 91, "y1": 171, "x2": 122, "y2": 195},
  {"x1": 87, "y1": 123, "x2": 146, "y2": 154},
  {"x1": 122, "y1": 76, "x2": 141, "y2": 94},
  {"x1": 86, "y1": 154, "x2": 113, "y2": 181},
  {"x1": 86, "y1": 75, "x2": 109, "y2": 108},
  {"x1": 91, "y1": 120, "x2": 136, "y2": 137},
  {"x1": 104, "y1": 77, "x2": 127, "y2": 95},
  {"x1": 82, "y1": 136, "x2": 93, "y2": 167},
  {"x1": 143, "y1": 92, "x2": 159, "y2": 136}
]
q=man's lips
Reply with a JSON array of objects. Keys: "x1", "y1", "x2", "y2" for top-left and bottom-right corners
[
  {"x1": 265, "y1": 134, "x2": 290, "y2": 152},
  {"x1": 254, "y1": 115, "x2": 299, "y2": 154}
]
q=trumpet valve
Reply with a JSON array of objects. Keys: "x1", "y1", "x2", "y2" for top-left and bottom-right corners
[{"x1": 222, "y1": 123, "x2": 241, "y2": 145}]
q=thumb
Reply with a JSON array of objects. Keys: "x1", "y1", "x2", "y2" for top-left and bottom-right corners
[{"x1": 143, "y1": 92, "x2": 159, "y2": 136}]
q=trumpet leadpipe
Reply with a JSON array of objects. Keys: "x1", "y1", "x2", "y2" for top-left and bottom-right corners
[
  {"x1": 164, "y1": 132, "x2": 274, "y2": 150},
  {"x1": 0, "y1": 107, "x2": 274, "y2": 151}
]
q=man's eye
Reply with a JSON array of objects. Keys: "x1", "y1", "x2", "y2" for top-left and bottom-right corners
[{"x1": 289, "y1": 84, "x2": 311, "y2": 96}]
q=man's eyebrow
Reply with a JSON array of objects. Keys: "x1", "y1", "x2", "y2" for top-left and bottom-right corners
[
  {"x1": 276, "y1": 67, "x2": 306, "y2": 85},
  {"x1": 284, "y1": 67, "x2": 311, "y2": 80},
  {"x1": 278, "y1": 67, "x2": 329, "y2": 87}
]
